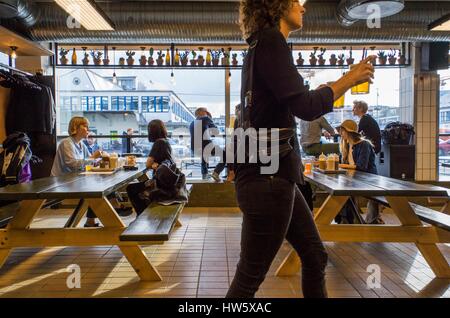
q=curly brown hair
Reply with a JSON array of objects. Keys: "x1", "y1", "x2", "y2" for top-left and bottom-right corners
[{"x1": 239, "y1": 0, "x2": 296, "y2": 39}]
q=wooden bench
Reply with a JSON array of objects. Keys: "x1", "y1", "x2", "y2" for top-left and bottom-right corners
[
  {"x1": 120, "y1": 184, "x2": 193, "y2": 242},
  {"x1": 368, "y1": 196, "x2": 450, "y2": 231}
]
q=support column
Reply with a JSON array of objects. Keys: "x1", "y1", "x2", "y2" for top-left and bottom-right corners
[{"x1": 399, "y1": 43, "x2": 440, "y2": 182}]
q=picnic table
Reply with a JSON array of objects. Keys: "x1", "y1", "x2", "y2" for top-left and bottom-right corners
[
  {"x1": 276, "y1": 169, "x2": 450, "y2": 278},
  {"x1": 0, "y1": 164, "x2": 166, "y2": 281}
]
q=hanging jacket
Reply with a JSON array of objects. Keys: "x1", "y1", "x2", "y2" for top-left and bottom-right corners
[{"x1": 3, "y1": 73, "x2": 55, "y2": 135}]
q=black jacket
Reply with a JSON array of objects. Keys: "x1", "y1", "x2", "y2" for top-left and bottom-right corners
[
  {"x1": 236, "y1": 27, "x2": 334, "y2": 184},
  {"x1": 358, "y1": 114, "x2": 381, "y2": 154}
]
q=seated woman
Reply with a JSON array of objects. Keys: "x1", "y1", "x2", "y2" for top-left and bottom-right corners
[
  {"x1": 51, "y1": 116, "x2": 102, "y2": 227},
  {"x1": 337, "y1": 119, "x2": 383, "y2": 224},
  {"x1": 126, "y1": 119, "x2": 187, "y2": 216}
]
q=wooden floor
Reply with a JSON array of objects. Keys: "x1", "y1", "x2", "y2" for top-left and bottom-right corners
[{"x1": 0, "y1": 207, "x2": 449, "y2": 298}]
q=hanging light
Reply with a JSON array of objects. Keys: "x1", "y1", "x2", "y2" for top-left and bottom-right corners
[
  {"x1": 112, "y1": 46, "x2": 118, "y2": 84},
  {"x1": 228, "y1": 71, "x2": 232, "y2": 84},
  {"x1": 10, "y1": 46, "x2": 17, "y2": 59},
  {"x1": 170, "y1": 70, "x2": 176, "y2": 86},
  {"x1": 54, "y1": 0, "x2": 115, "y2": 31}
]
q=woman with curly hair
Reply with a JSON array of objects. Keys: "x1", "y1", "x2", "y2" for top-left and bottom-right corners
[{"x1": 228, "y1": 0, "x2": 376, "y2": 298}]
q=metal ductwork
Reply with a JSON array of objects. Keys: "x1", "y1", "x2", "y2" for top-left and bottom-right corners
[
  {"x1": 0, "y1": 0, "x2": 38, "y2": 27},
  {"x1": 16, "y1": 1, "x2": 450, "y2": 44},
  {"x1": 337, "y1": 0, "x2": 405, "y2": 27}
]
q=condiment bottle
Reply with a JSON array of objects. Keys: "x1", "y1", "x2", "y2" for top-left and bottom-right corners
[
  {"x1": 333, "y1": 153, "x2": 340, "y2": 170},
  {"x1": 318, "y1": 153, "x2": 327, "y2": 170},
  {"x1": 326, "y1": 155, "x2": 335, "y2": 171}
]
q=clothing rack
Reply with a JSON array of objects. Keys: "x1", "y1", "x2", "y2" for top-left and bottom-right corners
[{"x1": 0, "y1": 62, "x2": 33, "y2": 77}]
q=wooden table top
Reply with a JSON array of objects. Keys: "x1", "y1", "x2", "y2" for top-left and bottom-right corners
[
  {"x1": 304, "y1": 170, "x2": 449, "y2": 197},
  {"x1": 0, "y1": 165, "x2": 148, "y2": 200}
]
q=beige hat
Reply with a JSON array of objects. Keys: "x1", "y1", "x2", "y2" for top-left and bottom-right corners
[{"x1": 336, "y1": 119, "x2": 360, "y2": 135}]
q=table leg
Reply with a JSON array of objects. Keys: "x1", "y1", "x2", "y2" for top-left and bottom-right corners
[
  {"x1": 64, "y1": 199, "x2": 89, "y2": 228},
  {"x1": 386, "y1": 196, "x2": 450, "y2": 278},
  {"x1": 416, "y1": 243, "x2": 450, "y2": 277},
  {"x1": 314, "y1": 195, "x2": 349, "y2": 225},
  {"x1": 440, "y1": 201, "x2": 450, "y2": 215},
  {"x1": 275, "y1": 249, "x2": 301, "y2": 276},
  {"x1": 0, "y1": 199, "x2": 45, "y2": 269},
  {"x1": 0, "y1": 249, "x2": 11, "y2": 268},
  {"x1": 8, "y1": 200, "x2": 46, "y2": 229},
  {"x1": 276, "y1": 195, "x2": 348, "y2": 276},
  {"x1": 87, "y1": 197, "x2": 162, "y2": 281},
  {"x1": 119, "y1": 246, "x2": 162, "y2": 281}
]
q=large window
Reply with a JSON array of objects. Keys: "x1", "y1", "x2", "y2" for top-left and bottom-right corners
[
  {"x1": 231, "y1": 62, "x2": 401, "y2": 140},
  {"x1": 80, "y1": 96, "x2": 109, "y2": 111},
  {"x1": 55, "y1": 47, "x2": 401, "y2": 177},
  {"x1": 142, "y1": 96, "x2": 170, "y2": 112},
  {"x1": 438, "y1": 67, "x2": 450, "y2": 179},
  {"x1": 55, "y1": 61, "x2": 225, "y2": 176},
  {"x1": 111, "y1": 96, "x2": 138, "y2": 111}
]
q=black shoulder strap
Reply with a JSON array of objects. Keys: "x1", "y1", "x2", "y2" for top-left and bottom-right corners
[{"x1": 239, "y1": 38, "x2": 258, "y2": 130}]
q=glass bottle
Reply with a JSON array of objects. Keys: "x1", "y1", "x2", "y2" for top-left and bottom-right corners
[
  {"x1": 175, "y1": 49, "x2": 180, "y2": 66},
  {"x1": 206, "y1": 49, "x2": 212, "y2": 65},
  {"x1": 165, "y1": 49, "x2": 171, "y2": 66},
  {"x1": 71, "y1": 48, "x2": 77, "y2": 65}
]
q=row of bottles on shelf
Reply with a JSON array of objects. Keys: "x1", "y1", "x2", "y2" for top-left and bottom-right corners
[
  {"x1": 59, "y1": 47, "x2": 245, "y2": 67},
  {"x1": 59, "y1": 46, "x2": 408, "y2": 67}
]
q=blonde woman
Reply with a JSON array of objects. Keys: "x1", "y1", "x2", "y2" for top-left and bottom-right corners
[
  {"x1": 51, "y1": 116, "x2": 102, "y2": 227},
  {"x1": 337, "y1": 119, "x2": 383, "y2": 224},
  {"x1": 51, "y1": 117, "x2": 102, "y2": 176}
]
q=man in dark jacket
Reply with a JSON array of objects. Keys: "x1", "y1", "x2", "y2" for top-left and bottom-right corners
[
  {"x1": 353, "y1": 100, "x2": 381, "y2": 154},
  {"x1": 189, "y1": 107, "x2": 226, "y2": 181}
]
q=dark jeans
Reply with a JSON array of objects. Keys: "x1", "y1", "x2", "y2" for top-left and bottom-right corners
[
  {"x1": 227, "y1": 176, "x2": 328, "y2": 298},
  {"x1": 126, "y1": 182, "x2": 148, "y2": 215},
  {"x1": 201, "y1": 146, "x2": 227, "y2": 176},
  {"x1": 297, "y1": 181, "x2": 314, "y2": 211}
]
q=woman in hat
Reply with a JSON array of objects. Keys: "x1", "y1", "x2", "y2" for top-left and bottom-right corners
[
  {"x1": 337, "y1": 119, "x2": 377, "y2": 174},
  {"x1": 337, "y1": 119, "x2": 383, "y2": 224}
]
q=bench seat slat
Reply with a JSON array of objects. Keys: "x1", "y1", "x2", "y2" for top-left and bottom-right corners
[
  {"x1": 120, "y1": 184, "x2": 193, "y2": 242},
  {"x1": 367, "y1": 196, "x2": 450, "y2": 231},
  {"x1": 120, "y1": 203, "x2": 185, "y2": 241}
]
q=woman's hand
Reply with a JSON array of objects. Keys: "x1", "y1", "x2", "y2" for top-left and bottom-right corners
[
  {"x1": 329, "y1": 55, "x2": 376, "y2": 101},
  {"x1": 346, "y1": 56, "x2": 376, "y2": 86},
  {"x1": 151, "y1": 162, "x2": 159, "y2": 170}
]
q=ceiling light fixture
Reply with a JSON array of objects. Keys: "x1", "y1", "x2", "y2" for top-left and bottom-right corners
[
  {"x1": 112, "y1": 46, "x2": 118, "y2": 85},
  {"x1": 10, "y1": 46, "x2": 17, "y2": 59},
  {"x1": 170, "y1": 70, "x2": 176, "y2": 86},
  {"x1": 55, "y1": 0, "x2": 115, "y2": 31}
]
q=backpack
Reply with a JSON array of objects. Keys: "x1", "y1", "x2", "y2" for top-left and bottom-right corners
[
  {"x1": 381, "y1": 122, "x2": 415, "y2": 145},
  {"x1": 0, "y1": 132, "x2": 33, "y2": 187}
]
